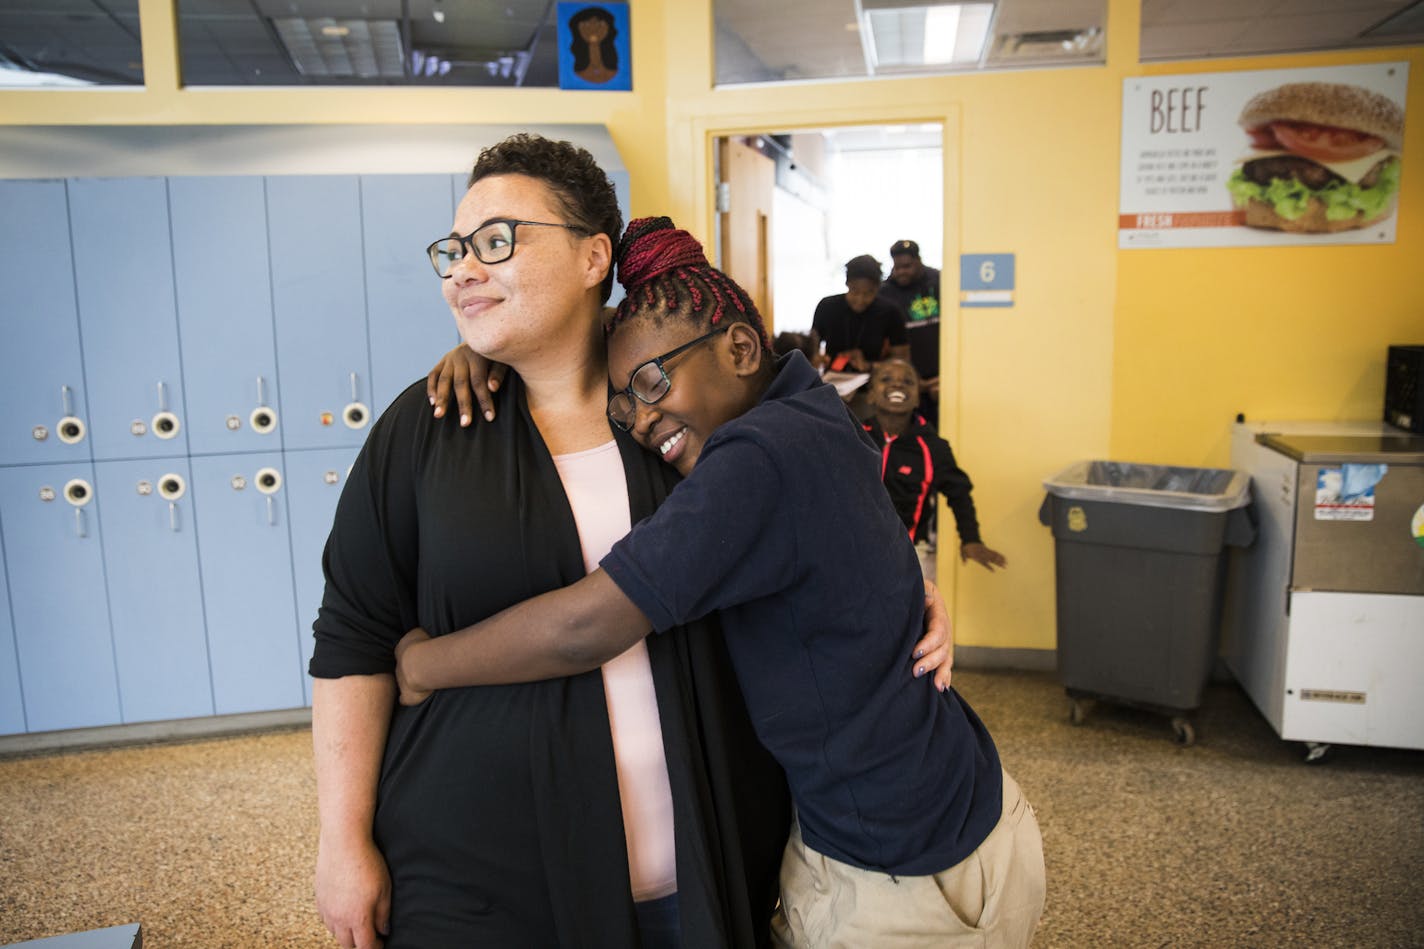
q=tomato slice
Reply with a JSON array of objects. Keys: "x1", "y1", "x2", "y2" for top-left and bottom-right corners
[{"x1": 1270, "y1": 121, "x2": 1384, "y2": 163}]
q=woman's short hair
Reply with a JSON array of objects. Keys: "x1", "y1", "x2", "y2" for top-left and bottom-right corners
[{"x1": 468, "y1": 133, "x2": 623, "y2": 303}]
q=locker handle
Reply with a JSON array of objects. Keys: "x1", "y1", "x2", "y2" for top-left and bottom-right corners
[
  {"x1": 169, "y1": 501, "x2": 180, "y2": 533},
  {"x1": 344, "y1": 372, "x2": 369, "y2": 430},
  {"x1": 251, "y1": 379, "x2": 278, "y2": 434},
  {"x1": 61, "y1": 384, "x2": 75, "y2": 417},
  {"x1": 266, "y1": 495, "x2": 277, "y2": 527},
  {"x1": 157, "y1": 380, "x2": 170, "y2": 412},
  {"x1": 75, "y1": 507, "x2": 87, "y2": 539}
]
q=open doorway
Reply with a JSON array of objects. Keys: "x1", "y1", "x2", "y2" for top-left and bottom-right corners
[{"x1": 713, "y1": 123, "x2": 944, "y2": 413}]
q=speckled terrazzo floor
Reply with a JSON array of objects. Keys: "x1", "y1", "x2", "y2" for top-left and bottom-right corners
[{"x1": 1, "y1": 669, "x2": 1421, "y2": 948}]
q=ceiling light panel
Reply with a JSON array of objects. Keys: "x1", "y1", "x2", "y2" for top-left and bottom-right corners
[
  {"x1": 864, "y1": 2, "x2": 993, "y2": 70},
  {"x1": 272, "y1": 16, "x2": 405, "y2": 78}
]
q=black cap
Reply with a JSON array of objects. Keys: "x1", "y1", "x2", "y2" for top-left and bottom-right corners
[{"x1": 889, "y1": 239, "x2": 919, "y2": 258}]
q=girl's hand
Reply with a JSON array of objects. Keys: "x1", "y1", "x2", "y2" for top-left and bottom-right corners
[
  {"x1": 393, "y1": 627, "x2": 434, "y2": 706},
  {"x1": 910, "y1": 578, "x2": 953, "y2": 691},
  {"x1": 426, "y1": 346, "x2": 508, "y2": 426}
]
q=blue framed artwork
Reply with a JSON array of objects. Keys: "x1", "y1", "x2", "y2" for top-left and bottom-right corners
[{"x1": 557, "y1": 3, "x2": 631, "y2": 91}]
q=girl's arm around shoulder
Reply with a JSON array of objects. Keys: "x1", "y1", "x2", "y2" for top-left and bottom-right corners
[{"x1": 394, "y1": 570, "x2": 652, "y2": 704}]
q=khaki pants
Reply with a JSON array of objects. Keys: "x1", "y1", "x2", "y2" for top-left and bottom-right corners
[{"x1": 771, "y1": 770, "x2": 1045, "y2": 948}]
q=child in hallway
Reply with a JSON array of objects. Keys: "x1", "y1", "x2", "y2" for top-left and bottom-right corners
[
  {"x1": 862, "y1": 358, "x2": 1008, "y2": 578},
  {"x1": 397, "y1": 217, "x2": 1044, "y2": 948}
]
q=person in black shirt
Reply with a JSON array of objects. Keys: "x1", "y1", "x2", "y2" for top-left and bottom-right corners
[
  {"x1": 878, "y1": 239, "x2": 942, "y2": 421},
  {"x1": 810, "y1": 254, "x2": 908, "y2": 373}
]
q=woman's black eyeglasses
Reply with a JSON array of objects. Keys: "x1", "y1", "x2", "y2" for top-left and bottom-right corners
[
  {"x1": 427, "y1": 218, "x2": 589, "y2": 278},
  {"x1": 607, "y1": 327, "x2": 727, "y2": 432}
]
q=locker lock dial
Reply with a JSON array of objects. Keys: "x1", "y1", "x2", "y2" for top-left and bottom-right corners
[
  {"x1": 342, "y1": 402, "x2": 370, "y2": 430},
  {"x1": 157, "y1": 474, "x2": 187, "y2": 501},
  {"x1": 254, "y1": 467, "x2": 283, "y2": 495},
  {"x1": 57, "y1": 416, "x2": 86, "y2": 445},
  {"x1": 63, "y1": 478, "x2": 94, "y2": 507},
  {"x1": 151, "y1": 411, "x2": 181, "y2": 440},
  {"x1": 249, "y1": 407, "x2": 278, "y2": 435}
]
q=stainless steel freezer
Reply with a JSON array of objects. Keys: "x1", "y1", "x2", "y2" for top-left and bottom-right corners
[{"x1": 1223, "y1": 421, "x2": 1424, "y2": 759}]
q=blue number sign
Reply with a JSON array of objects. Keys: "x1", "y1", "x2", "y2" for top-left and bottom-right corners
[{"x1": 959, "y1": 254, "x2": 1015, "y2": 308}]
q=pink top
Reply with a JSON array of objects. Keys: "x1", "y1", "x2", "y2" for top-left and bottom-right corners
[{"x1": 552, "y1": 439, "x2": 677, "y2": 901}]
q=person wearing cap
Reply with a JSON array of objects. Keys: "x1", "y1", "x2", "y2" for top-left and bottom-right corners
[
  {"x1": 810, "y1": 254, "x2": 909, "y2": 375},
  {"x1": 878, "y1": 239, "x2": 941, "y2": 420}
]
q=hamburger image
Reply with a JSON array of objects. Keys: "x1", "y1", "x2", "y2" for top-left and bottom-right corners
[{"x1": 1227, "y1": 81, "x2": 1404, "y2": 233}]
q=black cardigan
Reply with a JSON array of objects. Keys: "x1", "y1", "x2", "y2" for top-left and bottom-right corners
[{"x1": 311, "y1": 374, "x2": 789, "y2": 948}]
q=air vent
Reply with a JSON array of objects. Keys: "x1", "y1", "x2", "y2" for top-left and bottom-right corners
[{"x1": 988, "y1": 27, "x2": 1102, "y2": 62}]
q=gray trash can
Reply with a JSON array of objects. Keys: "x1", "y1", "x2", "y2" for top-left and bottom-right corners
[{"x1": 1038, "y1": 460, "x2": 1255, "y2": 745}]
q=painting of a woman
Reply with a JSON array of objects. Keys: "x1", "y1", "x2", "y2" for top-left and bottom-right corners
[
  {"x1": 566, "y1": 6, "x2": 618, "y2": 83},
  {"x1": 569, "y1": 6, "x2": 618, "y2": 85}
]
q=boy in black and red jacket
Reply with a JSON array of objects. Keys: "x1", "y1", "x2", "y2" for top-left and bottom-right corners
[{"x1": 862, "y1": 359, "x2": 1008, "y2": 572}]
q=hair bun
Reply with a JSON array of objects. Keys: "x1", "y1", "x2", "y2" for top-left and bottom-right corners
[{"x1": 616, "y1": 216, "x2": 709, "y2": 290}]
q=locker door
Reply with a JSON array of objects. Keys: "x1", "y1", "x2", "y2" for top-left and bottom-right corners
[
  {"x1": 0, "y1": 531, "x2": 26, "y2": 735},
  {"x1": 284, "y1": 447, "x2": 358, "y2": 705},
  {"x1": 94, "y1": 458, "x2": 214, "y2": 723},
  {"x1": 267, "y1": 176, "x2": 373, "y2": 452},
  {"x1": 189, "y1": 452, "x2": 304, "y2": 714},
  {"x1": 169, "y1": 176, "x2": 282, "y2": 456},
  {"x1": 0, "y1": 463, "x2": 120, "y2": 732},
  {"x1": 68, "y1": 178, "x2": 189, "y2": 461},
  {"x1": 362, "y1": 175, "x2": 460, "y2": 417},
  {"x1": 0, "y1": 180, "x2": 92, "y2": 467}
]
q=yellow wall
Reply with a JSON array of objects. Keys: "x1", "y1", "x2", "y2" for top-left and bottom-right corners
[
  {"x1": 2, "y1": 0, "x2": 1419, "y2": 653},
  {"x1": 1114, "y1": 52, "x2": 1424, "y2": 467}
]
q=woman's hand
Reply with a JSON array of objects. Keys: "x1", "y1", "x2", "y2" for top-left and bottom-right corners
[
  {"x1": 961, "y1": 542, "x2": 1008, "y2": 572},
  {"x1": 393, "y1": 627, "x2": 434, "y2": 706},
  {"x1": 426, "y1": 345, "x2": 508, "y2": 426},
  {"x1": 315, "y1": 831, "x2": 391, "y2": 949},
  {"x1": 909, "y1": 577, "x2": 954, "y2": 691}
]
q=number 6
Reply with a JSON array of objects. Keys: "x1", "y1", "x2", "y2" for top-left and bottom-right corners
[{"x1": 979, "y1": 260, "x2": 996, "y2": 284}]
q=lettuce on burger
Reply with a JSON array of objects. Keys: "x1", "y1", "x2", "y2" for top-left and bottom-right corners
[{"x1": 1227, "y1": 81, "x2": 1404, "y2": 233}]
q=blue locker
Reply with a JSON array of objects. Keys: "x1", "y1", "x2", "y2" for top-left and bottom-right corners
[
  {"x1": 188, "y1": 452, "x2": 304, "y2": 714},
  {"x1": 0, "y1": 180, "x2": 93, "y2": 467},
  {"x1": 169, "y1": 177, "x2": 283, "y2": 456},
  {"x1": 284, "y1": 447, "x2": 358, "y2": 706},
  {"x1": 361, "y1": 175, "x2": 461, "y2": 417},
  {"x1": 93, "y1": 458, "x2": 214, "y2": 723},
  {"x1": 0, "y1": 528, "x2": 26, "y2": 735},
  {"x1": 266, "y1": 176, "x2": 373, "y2": 452},
  {"x1": 68, "y1": 178, "x2": 189, "y2": 461},
  {"x1": 0, "y1": 463, "x2": 121, "y2": 732}
]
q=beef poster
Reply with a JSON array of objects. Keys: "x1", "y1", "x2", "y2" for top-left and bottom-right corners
[{"x1": 1120, "y1": 62, "x2": 1408, "y2": 248}]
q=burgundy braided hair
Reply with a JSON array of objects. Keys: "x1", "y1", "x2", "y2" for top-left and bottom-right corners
[{"x1": 608, "y1": 216, "x2": 772, "y2": 351}]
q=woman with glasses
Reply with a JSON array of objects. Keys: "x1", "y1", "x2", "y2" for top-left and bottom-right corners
[
  {"x1": 309, "y1": 134, "x2": 805, "y2": 949},
  {"x1": 395, "y1": 216, "x2": 1045, "y2": 948}
]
